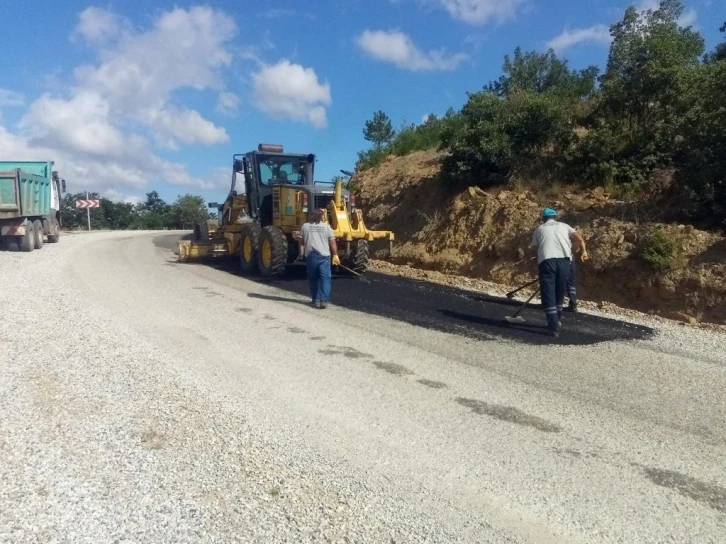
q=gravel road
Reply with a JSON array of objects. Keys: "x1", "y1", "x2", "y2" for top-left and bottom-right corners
[{"x1": 1, "y1": 230, "x2": 725, "y2": 543}]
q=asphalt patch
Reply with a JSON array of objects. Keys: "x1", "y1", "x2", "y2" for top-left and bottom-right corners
[
  {"x1": 373, "y1": 361, "x2": 413, "y2": 376},
  {"x1": 642, "y1": 467, "x2": 726, "y2": 514},
  {"x1": 417, "y1": 379, "x2": 448, "y2": 390},
  {"x1": 153, "y1": 234, "x2": 655, "y2": 346},
  {"x1": 455, "y1": 397, "x2": 562, "y2": 433},
  {"x1": 319, "y1": 345, "x2": 371, "y2": 359}
]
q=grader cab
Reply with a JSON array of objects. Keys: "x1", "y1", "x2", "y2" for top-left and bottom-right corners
[{"x1": 177, "y1": 143, "x2": 394, "y2": 277}]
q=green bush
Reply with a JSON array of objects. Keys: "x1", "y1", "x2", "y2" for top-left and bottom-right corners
[
  {"x1": 439, "y1": 89, "x2": 573, "y2": 187},
  {"x1": 639, "y1": 228, "x2": 685, "y2": 270},
  {"x1": 674, "y1": 60, "x2": 726, "y2": 228}
]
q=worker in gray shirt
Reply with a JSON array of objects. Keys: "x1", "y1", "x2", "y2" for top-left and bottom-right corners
[
  {"x1": 531, "y1": 208, "x2": 588, "y2": 337},
  {"x1": 298, "y1": 209, "x2": 340, "y2": 309}
]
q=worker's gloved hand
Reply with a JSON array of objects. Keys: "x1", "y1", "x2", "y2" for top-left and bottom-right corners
[
  {"x1": 332, "y1": 255, "x2": 341, "y2": 266},
  {"x1": 580, "y1": 252, "x2": 589, "y2": 262}
]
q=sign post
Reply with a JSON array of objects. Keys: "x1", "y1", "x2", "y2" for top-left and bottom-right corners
[
  {"x1": 75, "y1": 196, "x2": 100, "y2": 231},
  {"x1": 86, "y1": 191, "x2": 91, "y2": 231}
]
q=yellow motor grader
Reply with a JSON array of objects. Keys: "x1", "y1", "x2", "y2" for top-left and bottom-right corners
[{"x1": 177, "y1": 143, "x2": 394, "y2": 277}]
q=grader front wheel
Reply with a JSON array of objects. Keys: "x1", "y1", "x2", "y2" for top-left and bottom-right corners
[
  {"x1": 345, "y1": 240, "x2": 370, "y2": 274},
  {"x1": 257, "y1": 226, "x2": 287, "y2": 277}
]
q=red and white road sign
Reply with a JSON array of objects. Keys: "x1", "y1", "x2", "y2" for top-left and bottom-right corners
[{"x1": 75, "y1": 199, "x2": 100, "y2": 208}]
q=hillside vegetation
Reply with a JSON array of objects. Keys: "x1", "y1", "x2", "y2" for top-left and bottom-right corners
[
  {"x1": 351, "y1": 1, "x2": 726, "y2": 324},
  {"x1": 355, "y1": 1, "x2": 726, "y2": 230}
]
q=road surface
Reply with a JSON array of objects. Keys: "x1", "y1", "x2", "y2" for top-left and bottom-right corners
[{"x1": 1, "y1": 230, "x2": 725, "y2": 543}]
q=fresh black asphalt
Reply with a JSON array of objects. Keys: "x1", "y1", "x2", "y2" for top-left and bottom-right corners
[{"x1": 155, "y1": 234, "x2": 655, "y2": 346}]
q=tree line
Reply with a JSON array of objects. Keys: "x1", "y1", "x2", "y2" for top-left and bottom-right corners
[
  {"x1": 61, "y1": 191, "x2": 212, "y2": 231},
  {"x1": 357, "y1": 0, "x2": 726, "y2": 229}
]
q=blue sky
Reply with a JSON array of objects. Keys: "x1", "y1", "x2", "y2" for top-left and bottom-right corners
[{"x1": 0, "y1": 0, "x2": 723, "y2": 205}]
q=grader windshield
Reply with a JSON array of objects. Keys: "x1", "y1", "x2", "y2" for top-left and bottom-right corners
[{"x1": 257, "y1": 155, "x2": 311, "y2": 186}]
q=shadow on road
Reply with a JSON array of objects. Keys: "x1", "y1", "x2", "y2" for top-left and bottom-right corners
[
  {"x1": 154, "y1": 233, "x2": 656, "y2": 346},
  {"x1": 247, "y1": 293, "x2": 312, "y2": 306},
  {"x1": 438, "y1": 309, "x2": 552, "y2": 337}
]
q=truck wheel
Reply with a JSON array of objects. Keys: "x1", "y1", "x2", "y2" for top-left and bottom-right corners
[
  {"x1": 19, "y1": 222, "x2": 34, "y2": 252},
  {"x1": 33, "y1": 220, "x2": 44, "y2": 249},
  {"x1": 48, "y1": 223, "x2": 60, "y2": 243},
  {"x1": 239, "y1": 223, "x2": 261, "y2": 274},
  {"x1": 257, "y1": 226, "x2": 287, "y2": 277},
  {"x1": 345, "y1": 240, "x2": 370, "y2": 274}
]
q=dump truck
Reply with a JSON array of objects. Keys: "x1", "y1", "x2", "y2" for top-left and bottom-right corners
[
  {"x1": 177, "y1": 143, "x2": 394, "y2": 277},
  {"x1": 0, "y1": 161, "x2": 66, "y2": 252}
]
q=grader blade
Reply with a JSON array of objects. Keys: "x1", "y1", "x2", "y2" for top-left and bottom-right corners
[{"x1": 177, "y1": 239, "x2": 232, "y2": 262}]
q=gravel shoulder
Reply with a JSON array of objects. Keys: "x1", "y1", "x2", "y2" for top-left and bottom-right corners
[{"x1": 1, "y1": 231, "x2": 725, "y2": 543}]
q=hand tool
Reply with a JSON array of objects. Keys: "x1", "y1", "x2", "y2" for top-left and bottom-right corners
[
  {"x1": 505, "y1": 278, "x2": 538, "y2": 299},
  {"x1": 504, "y1": 287, "x2": 540, "y2": 324}
]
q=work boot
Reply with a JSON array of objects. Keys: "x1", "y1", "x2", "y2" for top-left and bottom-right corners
[{"x1": 565, "y1": 303, "x2": 578, "y2": 313}]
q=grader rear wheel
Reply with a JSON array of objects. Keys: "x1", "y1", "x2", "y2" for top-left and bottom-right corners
[
  {"x1": 257, "y1": 226, "x2": 287, "y2": 277},
  {"x1": 193, "y1": 221, "x2": 209, "y2": 241},
  {"x1": 239, "y1": 223, "x2": 262, "y2": 273}
]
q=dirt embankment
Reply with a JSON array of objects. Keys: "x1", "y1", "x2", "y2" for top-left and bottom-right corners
[{"x1": 356, "y1": 150, "x2": 726, "y2": 325}]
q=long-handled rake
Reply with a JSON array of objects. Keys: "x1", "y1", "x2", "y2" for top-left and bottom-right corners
[
  {"x1": 504, "y1": 287, "x2": 540, "y2": 324},
  {"x1": 505, "y1": 278, "x2": 538, "y2": 299},
  {"x1": 336, "y1": 263, "x2": 372, "y2": 284}
]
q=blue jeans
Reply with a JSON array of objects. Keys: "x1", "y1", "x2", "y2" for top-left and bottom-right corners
[
  {"x1": 306, "y1": 250, "x2": 331, "y2": 303},
  {"x1": 539, "y1": 257, "x2": 570, "y2": 331}
]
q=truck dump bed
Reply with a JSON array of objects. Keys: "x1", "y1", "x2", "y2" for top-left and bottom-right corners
[{"x1": 0, "y1": 163, "x2": 52, "y2": 218}]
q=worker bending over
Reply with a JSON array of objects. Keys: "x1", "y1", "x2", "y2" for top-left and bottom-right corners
[
  {"x1": 531, "y1": 208, "x2": 587, "y2": 337},
  {"x1": 298, "y1": 209, "x2": 340, "y2": 309}
]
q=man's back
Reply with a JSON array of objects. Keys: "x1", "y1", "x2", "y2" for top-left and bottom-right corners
[
  {"x1": 532, "y1": 219, "x2": 575, "y2": 263},
  {"x1": 301, "y1": 221, "x2": 334, "y2": 257}
]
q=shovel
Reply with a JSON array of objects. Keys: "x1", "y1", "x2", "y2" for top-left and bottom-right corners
[{"x1": 504, "y1": 287, "x2": 540, "y2": 324}]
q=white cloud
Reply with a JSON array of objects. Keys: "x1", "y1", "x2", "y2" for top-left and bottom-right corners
[
  {"x1": 1, "y1": 6, "x2": 240, "y2": 198},
  {"x1": 356, "y1": 29, "x2": 468, "y2": 71},
  {"x1": 2, "y1": 4, "x2": 337, "y2": 200},
  {"x1": 636, "y1": 0, "x2": 660, "y2": 11},
  {"x1": 141, "y1": 107, "x2": 229, "y2": 148},
  {"x1": 216, "y1": 91, "x2": 240, "y2": 115},
  {"x1": 421, "y1": 0, "x2": 524, "y2": 25},
  {"x1": 72, "y1": 6, "x2": 233, "y2": 146},
  {"x1": 20, "y1": 91, "x2": 132, "y2": 158},
  {"x1": 547, "y1": 24, "x2": 612, "y2": 52},
  {"x1": 251, "y1": 60, "x2": 331, "y2": 128},
  {"x1": 72, "y1": 6, "x2": 130, "y2": 44},
  {"x1": 0, "y1": 88, "x2": 24, "y2": 107},
  {"x1": 678, "y1": 7, "x2": 698, "y2": 27},
  {"x1": 636, "y1": 1, "x2": 698, "y2": 27}
]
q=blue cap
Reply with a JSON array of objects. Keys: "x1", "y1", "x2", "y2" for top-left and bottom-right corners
[{"x1": 542, "y1": 207, "x2": 557, "y2": 218}]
